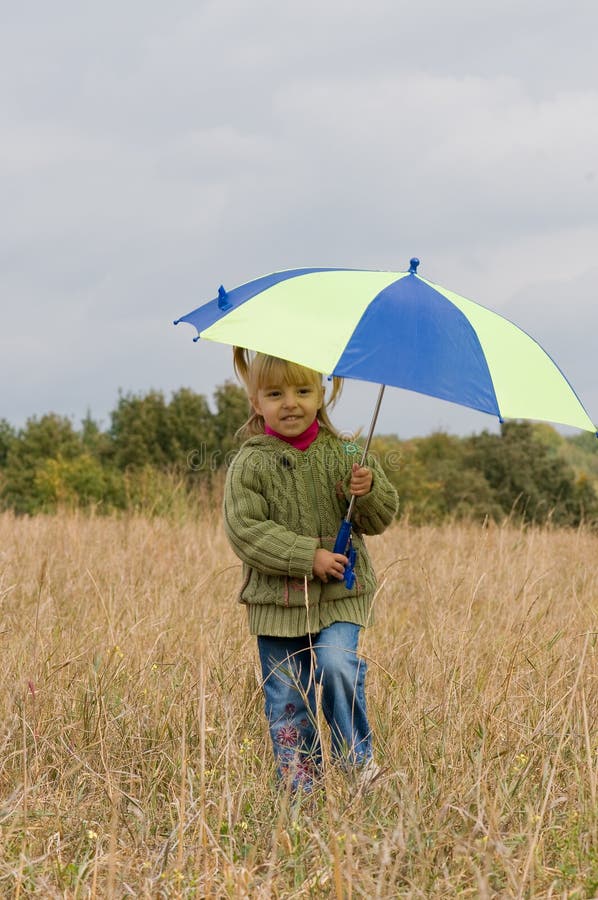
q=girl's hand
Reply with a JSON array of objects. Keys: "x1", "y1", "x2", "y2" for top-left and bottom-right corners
[
  {"x1": 350, "y1": 462, "x2": 373, "y2": 496},
  {"x1": 313, "y1": 548, "x2": 348, "y2": 582}
]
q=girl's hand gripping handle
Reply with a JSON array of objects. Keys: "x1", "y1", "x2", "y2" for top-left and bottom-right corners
[{"x1": 333, "y1": 520, "x2": 357, "y2": 589}]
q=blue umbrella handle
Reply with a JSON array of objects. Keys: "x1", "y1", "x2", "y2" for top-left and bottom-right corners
[{"x1": 333, "y1": 520, "x2": 357, "y2": 589}]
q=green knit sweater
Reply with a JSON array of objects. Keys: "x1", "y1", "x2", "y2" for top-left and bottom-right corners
[{"x1": 223, "y1": 428, "x2": 398, "y2": 637}]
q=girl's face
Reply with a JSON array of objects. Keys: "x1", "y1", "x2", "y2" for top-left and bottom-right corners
[{"x1": 252, "y1": 380, "x2": 324, "y2": 437}]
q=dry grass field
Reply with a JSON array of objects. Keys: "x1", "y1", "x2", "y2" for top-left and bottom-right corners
[{"x1": 1, "y1": 509, "x2": 597, "y2": 898}]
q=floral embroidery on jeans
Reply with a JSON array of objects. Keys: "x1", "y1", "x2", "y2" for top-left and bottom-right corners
[
  {"x1": 276, "y1": 724, "x2": 299, "y2": 747},
  {"x1": 280, "y1": 758, "x2": 316, "y2": 791}
]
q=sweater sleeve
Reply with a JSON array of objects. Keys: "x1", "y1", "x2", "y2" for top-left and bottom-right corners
[
  {"x1": 223, "y1": 451, "x2": 318, "y2": 578},
  {"x1": 346, "y1": 453, "x2": 399, "y2": 535}
]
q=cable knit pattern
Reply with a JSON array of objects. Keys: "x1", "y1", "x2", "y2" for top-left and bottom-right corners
[{"x1": 223, "y1": 428, "x2": 398, "y2": 636}]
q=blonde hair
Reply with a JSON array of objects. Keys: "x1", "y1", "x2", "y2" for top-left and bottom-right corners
[{"x1": 233, "y1": 347, "x2": 343, "y2": 438}]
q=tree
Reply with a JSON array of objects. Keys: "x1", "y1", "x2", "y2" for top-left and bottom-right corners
[
  {"x1": 371, "y1": 435, "x2": 436, "y2": 524},
  {"x1": 109, "y1": 390, "x2": 172, "y2": 469},
  {"x1": 168, "y1": 388, "x2": 217, "y2": 476},
  {"x1": 373, "y1": 432, "x2": 500, "y2": 524},
  {"x1": 466, "y1": 422, "x2": 598, "y2": 526},
  {"x1": 2, "y1": 414, "x2": 83, "y2": 513},
  {"x1": 0, "y1": 419, "x2": 15, "y2": 468},
  {"x1": 212, "y1": 381, "x2": 249, "y2": 460},
  {"x1": 33, "y1": 454, "x2": 126, "y2": 511},
  {"x1": 569, "y1": 431, "x2": 598, "y2": 456},
  {"x1": 563, "y1": 431, "x2": 598, "y2": 489},
  {"x1": 109, "y1": 388, "x2": 219, "y2": 478},
  {"x1": 81, "y1": 411, "x2": 113, "y2": 463},
  {"x1": 416, "y1": 432, "x2": 500, "y2": 522}
]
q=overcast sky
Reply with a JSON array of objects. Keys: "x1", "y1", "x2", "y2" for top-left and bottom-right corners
[{"x1": 2, "y1": 1, "x2": 597, "y2": 438}]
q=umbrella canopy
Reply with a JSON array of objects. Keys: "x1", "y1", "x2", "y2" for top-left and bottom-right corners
[{"x1": 174, "y1": 260, "x2": 596, "y2": 434}]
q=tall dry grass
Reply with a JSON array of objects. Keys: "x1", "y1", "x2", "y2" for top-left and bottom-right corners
[{"x1": 0, "y1": 509, "x2": 597, "y2": 898}]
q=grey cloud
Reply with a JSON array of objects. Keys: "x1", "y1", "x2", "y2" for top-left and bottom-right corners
[{"x1": 1, "y1": 0, "x2": 597, "y2": 435}]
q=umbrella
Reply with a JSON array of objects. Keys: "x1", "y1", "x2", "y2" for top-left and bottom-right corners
[{"x1": 174, "y1": 259, "x2": 596, "y2": 583}]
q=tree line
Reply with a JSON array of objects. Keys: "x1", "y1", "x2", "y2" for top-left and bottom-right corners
[{"x1": 1, "y1": 383, "x2": 597, "y2": 526}]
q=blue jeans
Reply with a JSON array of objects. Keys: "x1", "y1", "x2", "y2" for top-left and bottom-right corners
[{"x1": 257, "y1": 622, "x2": 372, "y2": 790}]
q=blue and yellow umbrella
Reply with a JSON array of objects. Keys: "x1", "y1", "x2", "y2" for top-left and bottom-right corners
[
  {"x1": 175, "y1": 259, "x2": 595, "y2": 435},
  {"x1": 175, "y1": 259, "x2": 595, "y2": 586}
]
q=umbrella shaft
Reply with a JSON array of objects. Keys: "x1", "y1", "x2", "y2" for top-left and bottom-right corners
[{"x1": 344, "y1": 383, "x2": 386, "y2": 523}]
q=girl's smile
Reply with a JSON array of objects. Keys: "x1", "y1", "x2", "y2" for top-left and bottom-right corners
[{"x1": 252, "y1": 382, "x2": 324, "y2": 437}]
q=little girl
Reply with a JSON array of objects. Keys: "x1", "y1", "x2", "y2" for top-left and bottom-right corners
[{"x1": 223, "y1": 348, "x2": 398, "y2": 792}]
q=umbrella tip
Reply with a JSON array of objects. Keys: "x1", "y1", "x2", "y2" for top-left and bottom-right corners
[
  {"x1": 409, "y1": 258, "x2": 420, "y2": 274},
  {"x1": 218, "y1": 285, "x2": 232, "y2": 310}
]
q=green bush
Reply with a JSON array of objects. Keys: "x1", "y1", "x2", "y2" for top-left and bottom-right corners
[
  {"x1": 33, "y1": 454, "x2": 126, "y2": 512},
  {"x1": 0, "y1": 418, "x2": 15, "y2": 468},
  {"x1": 465, "y1": 422, "x2": 598, "y2": 526},
  {"x1": 2, "y1": 414, "x2": 83, "y2": 514}
]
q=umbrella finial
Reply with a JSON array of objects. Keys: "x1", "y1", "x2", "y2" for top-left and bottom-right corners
[
  {"x1": 218, "y1": 285, "x2": 232, "y2": 310},
  {"x1": 409, "y1": 258, "x2": 420, "y2": 275}
]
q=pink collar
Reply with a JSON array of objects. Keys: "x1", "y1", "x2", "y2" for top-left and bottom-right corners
[{"x1": 264, "y1": 418, "x2": 319, "y2": 451}]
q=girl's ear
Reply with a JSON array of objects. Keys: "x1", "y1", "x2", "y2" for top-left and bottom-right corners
[{"x1": 250, "y1": 395, "x2": 262, "y2": 416}]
